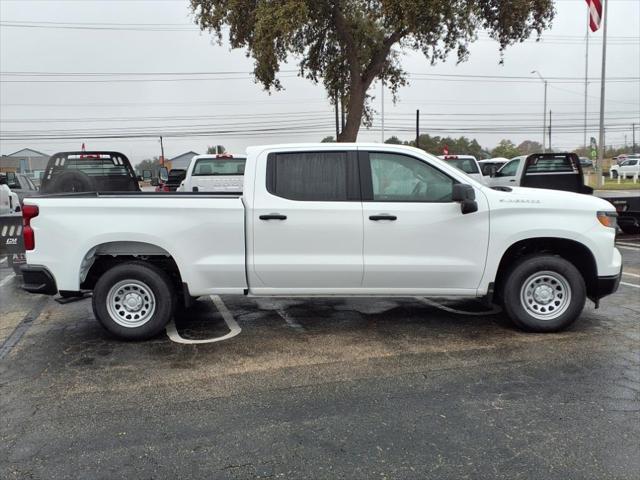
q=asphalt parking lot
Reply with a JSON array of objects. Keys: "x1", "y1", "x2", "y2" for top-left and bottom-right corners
[{"x1": 1, "y1": 238, "x2": 639, "y2": 480}]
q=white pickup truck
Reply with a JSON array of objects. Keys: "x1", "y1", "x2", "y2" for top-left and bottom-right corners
[{"x1": 21, "y1": 143, "x2": 622, "y2": 340}]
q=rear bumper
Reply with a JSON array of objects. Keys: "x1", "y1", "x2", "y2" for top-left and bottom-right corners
[{"x1": 20, "y1": 265, "x2": 58, "y2": 295}]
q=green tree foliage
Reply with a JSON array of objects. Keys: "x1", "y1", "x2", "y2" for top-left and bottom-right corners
[
  {"x1": 491, "y1": 139, "x2": 520, "y2": 158},
  {"x1": 516, "y1": 140, "x2": 543, "y2": 155},
  {"x1": 384, "y1": 135, "x2": 403, "y2": 145},
  {"x1": 206, "y1": 145, "x2": 226, "y2": 154},
  {"x1": 191, "y1": 0, "x2": 555, "y2": 142},
  {"x1": 135, "y1": 157, "x2": 161, "y2": 175},
  {"x1": 321, "y1": 136, "x2": 336, "y2": 143},
  {"x1": 397, "y1": 134, "x2": 487, "y2": 158}
]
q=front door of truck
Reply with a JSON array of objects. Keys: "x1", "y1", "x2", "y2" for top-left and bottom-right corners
[
  {"x1": 251, "y1": 149, "x2": 363, "y2": 292},
  {"x1": 359, "y1": 151, "x2": 490, "y2": 293}
]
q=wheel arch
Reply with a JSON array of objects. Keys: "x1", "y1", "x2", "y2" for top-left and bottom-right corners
[
  {"x1": 494, "y1": 237, "x2": 598, "y2": 301},
  {"x1": 79, "y1": 241, "x2": 186, "y2": 294}
]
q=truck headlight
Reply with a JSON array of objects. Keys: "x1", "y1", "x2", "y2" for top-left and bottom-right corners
[{"x1": 597, "y1": 211, "x2": 618, "y2": 230}]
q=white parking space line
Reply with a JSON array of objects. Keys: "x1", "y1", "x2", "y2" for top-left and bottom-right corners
[
  {"x1": 617, "y1": 242, "x2": 640, "y2": 248},
  {"x1": 0, "y1": 273, "x2": 15, "y2": 288},
  {"x1": 276, "y1": 307, "x2": 305, "y2": 331},
  {"x1": 623, "y1": 272, "x2": 640, "y2": 278},
  {"x1": 620, "y1": 282, "x2": 640, "y2": 289},
  {"x1": 0, "y1": 257, "x2": 7, "y2": 265},
  {"x1": 617, "y1": 245, "x2": 640, "y2": 252},
  {"x1": 165, "y1": 295, "x2": 241, "y2": 345}
]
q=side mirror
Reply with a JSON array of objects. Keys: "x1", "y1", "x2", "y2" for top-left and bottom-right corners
[
  {"x1": 142, "y1": 170, "x2": 152, "y2": 180},
  {"x1": 159, "y1": 167, "x2": 169, "y2": 183},
  {"x1": 452, "y1": 184, "x2": 478, "y2": 214}
]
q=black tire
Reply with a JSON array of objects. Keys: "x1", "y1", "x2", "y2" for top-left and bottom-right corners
[
  {"x1": 46, "y1": 171, "x2": 95, "y2": 193},
  {"x1": 92, "y1": 261, "x2": 175, "y2": 340},
  {"x1": 501, "y1": 255, "x2": 586, "y2": 332},
  {"x1": 619, "y1": 224, "x2": 640, "y2": 235},
  {"x1": 8, "y1": 256, "x2": 22, "y2": 276}
]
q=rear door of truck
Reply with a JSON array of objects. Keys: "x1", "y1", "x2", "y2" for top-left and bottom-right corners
[{"x1": 249, "y1": 147, "x2": 363, "y2": 292}]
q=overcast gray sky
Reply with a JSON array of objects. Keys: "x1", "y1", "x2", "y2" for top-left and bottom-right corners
[{"x1": 1, "y1": 0, "x2": 639, "y2": 163}]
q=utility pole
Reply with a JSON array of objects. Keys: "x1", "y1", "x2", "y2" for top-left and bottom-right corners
[
  {"x1": 532, "y1": 71, "x2": 548, "y2": 152},
  {"x1": 633, "y1": 123, "x2": 637, "y2": 153},
  {"x1": 381, "y1": 81, "x2": 385, "y2": 143},
  {"x1": 334, "y1": 91, "x2": 340, "y2": 140},
  {"x1": 583, "y1": 7, "x2": 590, "y2": 152},
  {"x1": 159, "y1": 136, "x2": 165, "y2": 166},
  {"x1": 548, "y1": 110, "x2": 552, "y2": 152},
  {"x1": 596, "y1": 0, "x2": 609, "y2": 188},
  {"x1": 416, "y1": 109, "x2": 420, "y2": 149}
]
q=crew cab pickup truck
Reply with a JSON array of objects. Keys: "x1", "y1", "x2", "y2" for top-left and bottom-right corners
[{"x1": 20, "y1": 144, "x2": 622, "y2": 340}]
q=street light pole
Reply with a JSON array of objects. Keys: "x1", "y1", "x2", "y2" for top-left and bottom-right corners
[
  {"x1": 532, "y1": 71, "x2": 548, "y2": 153},
  {"x1": 596, "y1": 0, "x2": 609, "y2": 189}
]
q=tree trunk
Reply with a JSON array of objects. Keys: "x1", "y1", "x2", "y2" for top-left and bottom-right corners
[{"x1": 337, "y1": 81, "x2": 366, "y2": 142}]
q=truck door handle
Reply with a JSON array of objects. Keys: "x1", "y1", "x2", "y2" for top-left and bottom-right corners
[
  {"x1": 369, "y1": 215, "x2": 397, "y2": 221},
  {"x1": 259, "y1": 214, "x2": 287, "y2": 221},
  {"x1": 508, "y1": 179, "x2": 515, "y2": 182}
]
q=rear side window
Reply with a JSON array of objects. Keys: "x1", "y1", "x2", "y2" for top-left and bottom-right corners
[
  {"x1": 266, "y1": 151, "x2": 357, "y2": 201},
  {"x1": 526, "y1": 156, "x2": 577, "y2": 173}
]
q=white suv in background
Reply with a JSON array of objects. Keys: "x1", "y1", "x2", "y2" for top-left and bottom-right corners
[
  {"x1": 178, "y1": 154, "x2": 246, "y2": 192},
  {"x1": 610, "y1": 158, "x2": 639, "y2": 179}
]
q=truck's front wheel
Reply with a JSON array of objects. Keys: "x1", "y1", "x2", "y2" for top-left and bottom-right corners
[
  {"x1": 502, "y1": 255, "x2": 586, "y2": 332},
  {"x1": 92, "y1": 262, "x2": 175, "y2": 340}
]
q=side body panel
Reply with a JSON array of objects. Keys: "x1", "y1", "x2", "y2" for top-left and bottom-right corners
[{"x1": 24, "y1": 196, "x2": 247, "y2": 295}]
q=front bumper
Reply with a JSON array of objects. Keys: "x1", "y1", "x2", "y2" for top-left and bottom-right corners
[
  {"x1": 592, "y1": 268, "x2": 622, "y2": 301},
  {"x1": 21, "y1": 265, "x2": 58, "y2": 295}
]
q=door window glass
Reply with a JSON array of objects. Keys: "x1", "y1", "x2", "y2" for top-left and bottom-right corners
[
  {"x1": 497, "y1": 159, "x2": 520, "y2": 177},
  {"x1": 267, "y1": 151, "x2": 354, "y2": 201},
  {"x1": 368, "y1": 153, "x2": 453, "y2": 202}
]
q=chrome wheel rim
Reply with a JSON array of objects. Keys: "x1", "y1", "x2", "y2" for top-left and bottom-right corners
[
  {"x1": 106, "y1": 279, "x2": 156, "y2": 328},
  {"x1": 520, "y1": 271, "x2": 571, "y2": 321}
]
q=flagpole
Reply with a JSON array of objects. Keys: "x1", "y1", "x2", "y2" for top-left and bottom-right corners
[
  {"x1": 596, "y1": 0, "x2": 608, "y2": 189},
  {"x1": 583, "y1": 7, "x2": 589, "y2": 153}
]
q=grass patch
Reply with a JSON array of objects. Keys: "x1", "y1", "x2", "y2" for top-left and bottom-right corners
[{"x1": 585, "y1": 176, "x2": 640, "y2": 190}]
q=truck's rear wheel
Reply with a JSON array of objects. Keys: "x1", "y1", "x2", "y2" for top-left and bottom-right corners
[
  {"x1": 92, "y1": 262, "x2": 175, "y2": 340},
  {"x1": 502, "y1": 255, "x2": 586, "y2": 332}
]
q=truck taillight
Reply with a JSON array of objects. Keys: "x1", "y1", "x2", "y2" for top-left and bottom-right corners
[{"x1": 22, "y1": 204, "x2": 39, "y2": 251}]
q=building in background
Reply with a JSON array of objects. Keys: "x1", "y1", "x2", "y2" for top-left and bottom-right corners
[
  {"x1": 0, "y1": 148, "x2": 50, "y2": 179},
  {"x1": 166, "y1": 151, "x2": 199, "y2": 170}
]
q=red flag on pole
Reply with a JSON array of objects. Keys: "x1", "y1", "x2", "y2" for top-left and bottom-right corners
[
  {"x1": 585, "y1": 0, "x2": 603, "y2": 32},
  {"x1": 443, "y1": 145, "x2": 449, "y2": 155}
]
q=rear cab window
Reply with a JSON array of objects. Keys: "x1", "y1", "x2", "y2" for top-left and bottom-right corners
[
  {"x1": 525, "y1": 155, "x2": 578, "y2": 174},
  {"x1": 193, "y1": 157, "x2": 246, "y2": 176},
  {"x1": 46, "y1": 154, "x2": 135, "y2": 180}
]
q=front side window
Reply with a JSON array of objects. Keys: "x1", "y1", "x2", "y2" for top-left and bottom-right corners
[
  {"x1": 497, "y1": 159, "x2": 520, "y2": 177},
  {"x1": 368, "y1": 152, "x2": 453, "y2": 202},
  {"x1": 267, "y1": 151, "x2": 356, "y2": 201}
]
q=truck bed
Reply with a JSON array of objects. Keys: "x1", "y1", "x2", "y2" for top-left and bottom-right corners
[{"x1": 24, "y1": 193, "x2": 247, "y2": 295}]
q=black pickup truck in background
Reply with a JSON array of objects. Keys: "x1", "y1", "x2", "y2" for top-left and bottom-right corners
[
  {"x1": 595, "y1": 191, "x2": 640, "y2": 234},
  {"x1": 40, "y1": 151, "x2": 140, "y2": 194}
]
